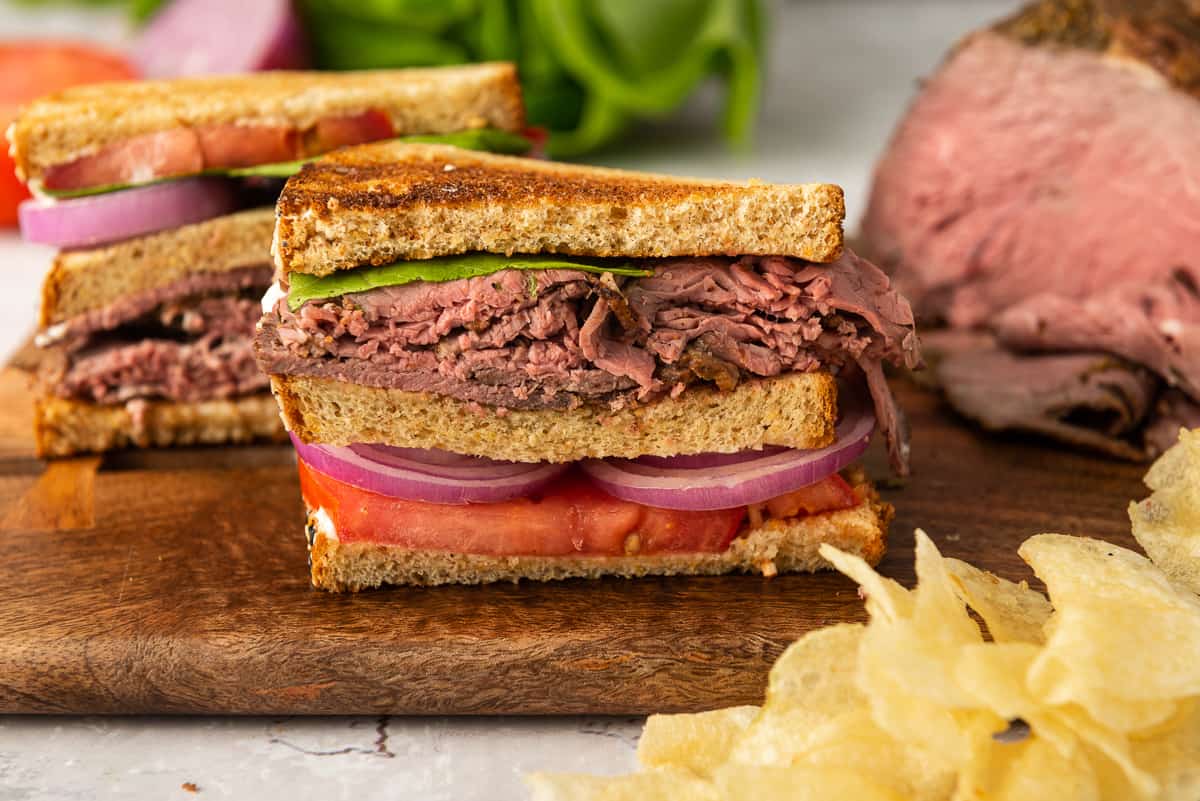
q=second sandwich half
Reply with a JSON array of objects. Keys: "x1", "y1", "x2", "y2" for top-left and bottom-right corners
[{"x1": 256, "y1": 143, "x2": 921, "y2": 590}]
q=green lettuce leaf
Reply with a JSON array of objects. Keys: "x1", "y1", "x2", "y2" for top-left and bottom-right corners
[
  {"x1": 42, "y1": 129, "x2": 532, "y2": 199},
  {"x1": 288, "y1": 253, "x2": 652, "y2": 311}
]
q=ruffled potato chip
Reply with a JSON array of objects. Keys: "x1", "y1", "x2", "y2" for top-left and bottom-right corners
[
  {"x1": 1131, "y1": 699, "x2": 1200, "y2": 801},
  {"x1": 1020, "y1": 535, "x2": 1200, "y2": 722},
  {"x1": 959, "y1": 735, "x2": 1102, "y2": 801},
  {"x1": 946, "y1": 558, "x2": 1052, "y2": 644},
  {"x1": 831, "y1": 533, "x2": 988, "y2": 768},
  {"x1": 1131, "y1": 429, "x2": 1200, "y2": 596},
  {"x1": 712, "y1": 763, "x2": 907, "y2": 801},
  {"x1": 637, "y1": 706, "x2": 758, "y2": 775},
  {"x1": 525, "y1": 768, "x2": 718, "y2": 801}
]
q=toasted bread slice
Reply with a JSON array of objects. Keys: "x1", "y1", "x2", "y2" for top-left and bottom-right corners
[
  {"x1": 307, "y1": 476, "x2": 892, "y2": 590},
  {"x1": 35, "y1": 391, "x2": 286, "y2": 457},
  {"x1": 273, "y1": 144, "x2": 846, "y2": 277},
  {"x1": 41, "y1": 208, "x2": 275, "y2": 327},
  {"x1": 10, "y1": 63, "x2": 524, "y2": 185},
  {"x1": 270, "y1": 371, "x2": 837, "y2": 463}
]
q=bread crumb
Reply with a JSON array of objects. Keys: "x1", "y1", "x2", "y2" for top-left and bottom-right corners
[{"x1": 181, "y1": 782, "x2": 199, "y2": 793}]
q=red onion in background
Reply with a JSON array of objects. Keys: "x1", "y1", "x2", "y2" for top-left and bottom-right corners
[{"x1": 133, "y1": 0, "x2": 307, "y2": 78}]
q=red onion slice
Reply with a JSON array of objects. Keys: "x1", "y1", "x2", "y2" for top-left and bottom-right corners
[
  {"x1": 19, "y1": 178, "x2": 238, "y2": 249},
  {"x1": 134, "y1": 0, "x2": 307, "y2": 78},
  {"x1": 347, "y1": 444, "x2": 544, "y2": 481},
  {"x1": 580, "y1": 392, "x2": 876, "y2": 511},
  {"x1": 291, "y1": 435, "x2": 569, "y2": 505},
  {"x1": 637, "y1": 447, "x2": 788, "y2": 469}
]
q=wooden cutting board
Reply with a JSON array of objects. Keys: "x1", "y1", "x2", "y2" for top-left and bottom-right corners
[{"x1": 0, "y1": 366, "x2": 1146, "y2": 715}]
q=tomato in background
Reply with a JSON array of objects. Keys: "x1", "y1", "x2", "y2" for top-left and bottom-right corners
[{"x1": 0, "y1": 42, "x2": 137, "y2": 226}]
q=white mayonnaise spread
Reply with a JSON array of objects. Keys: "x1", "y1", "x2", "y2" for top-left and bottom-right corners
[
  {"x1": 312, "y1": 507, "x2": 338, "y2": 543},
  {"x1": 34, "y1": 321, "x2": 68, "y2": 347},
  {"x1": 260, "y1": 281, "x2": 286, "y2": 314}
]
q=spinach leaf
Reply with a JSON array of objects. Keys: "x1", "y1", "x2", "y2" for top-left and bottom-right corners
[{"x1": 288, "y1": 253, "x2": 652, "y2": 311}]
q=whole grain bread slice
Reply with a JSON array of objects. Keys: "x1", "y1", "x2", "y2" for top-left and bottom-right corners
[
  {"x1": 41, "y1": 208, "x2": 275, "y2": 326},
  {"x1": 270, "y1": 370, "x2": 837, "y2": 463},
  {"x1": 9, "y1": 63, "x2": 524, "y2": 185},
  {"x1": 35, "y1": 391, "x2": 286, "y2": 457},
  {"x1": 307, "y1": 476, "x2": 892, "y2": 590},
  {"x1": 273, "y1": 143, "x2": 845, "y2": 277}
]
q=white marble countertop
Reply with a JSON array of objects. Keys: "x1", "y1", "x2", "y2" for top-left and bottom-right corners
[{"x1": 0, "y1": 2, "x2": 1017, "y2": 798}]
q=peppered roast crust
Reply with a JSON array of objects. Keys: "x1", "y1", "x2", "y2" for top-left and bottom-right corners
[{"x1": 995, "y1": 0, "x2": 1200, "y2": 95}]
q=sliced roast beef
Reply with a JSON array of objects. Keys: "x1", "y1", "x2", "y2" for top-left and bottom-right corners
[
  {"x1": 938, "y1": 344, "x2": 1160, "y2": 460},
  {"x1": 1144, "y1": 389, "x2": 1200, "y2": 455},
  {"x1": 992, "y1": 271, "x2": 1200, "y2": 398},
  {"x1": 41, "y1": 267, "x2": 271, "y2": 406},
  {"x1": 43, "y1": 265, "x2": 273, "y2": 350},
  {"x1": 257, "y1": 252, "x2": 921, "y2": 472},
  {"x1": 863, "y1": 2, "x2": 1200, "y2": 326},
  {"x1": 926, "y1": 294, "x2": 1198, "y2": 460},
  {"x1": 56, "y1": 334, "x2": 266, "y2": 404}
]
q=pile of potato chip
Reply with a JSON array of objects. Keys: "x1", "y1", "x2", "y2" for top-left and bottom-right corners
[
  {"x1": 528, "y1": 431, "x2": 1200, "y2": 801},
  {"x1": 1132, "y1": 429, "x2": 1200, "y2": 597}
]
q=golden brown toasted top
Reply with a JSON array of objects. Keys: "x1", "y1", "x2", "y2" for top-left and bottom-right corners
[
  {"x1": 275, "y1": 143, "x2": 846, "y2": 276},
  {"x1": 995, "y1": 0, "x2": 1200, "y2": 94},
  {"x1": 9, "y1": 63, "x2": 524, "y2": 184}
]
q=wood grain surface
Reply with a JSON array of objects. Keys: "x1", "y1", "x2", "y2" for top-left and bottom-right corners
[{"x1": 0, "y1": 367, "x2": 1147, "y2": 715}]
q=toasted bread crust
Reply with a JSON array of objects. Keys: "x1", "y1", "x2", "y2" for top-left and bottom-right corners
[
  {"x1": 35, "y1": 392, "x2": 286, "y2": 457},
  {"x1": 273, "y1": 144, "x2": 846, "y2": 276},
  {"x1": 307, "y1": 479, "x2": 892, "y2": 590},
  {"x1": 40, "y1": 209, "x2": 276, "y2": 326},
  {"x1": 10, "y1": 63, "x2": 524, "y2": 184},
  {"x1": 270, "y1": 371, "x2": 838, "y2": 463}
]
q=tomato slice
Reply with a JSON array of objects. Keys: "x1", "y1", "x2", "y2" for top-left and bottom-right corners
[
  {"x1": 0, "y1": 42, "x2": 137, "y2": 225},
  {"x1": 299, "y1": 459, "x2": 867, "y2": 558},
  {"x1": 764, "y1": 474, "x2": 859, "y2": 519},
  {"x1": 299, "y1": 459, "x2": 747, "y2": 557},
  {"x1": 308, "y1": 109, "x2": 395, "y2": 154}
]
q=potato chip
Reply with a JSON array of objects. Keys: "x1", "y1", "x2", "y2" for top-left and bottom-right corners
[
  {"x1": 946, "y1": 558, "x2": 1052, "y2": 644},
  {"x1": 732, "y1": 625, "x2": 868, "y2": 766},
  {"x1": 961, "y1": 736, "x2": 1102, "y2": 801},
  {"x1": 818, "y1": 544, "x2": 913, "y2": 622},
  {"x1": 954, "y1": 641, "x2": 1042, "y2": 723},
  {"x1": 1131, "y1": 428, "x2": 1200, "y2": 596},
  {"x1": 525, "y1": 768, "x2": 718, "y2": 801},
  {"x1": 732, "y1": 622, "x2": 956, "y2": 800},
  {"x1": 1131, "y1": 699, "x2": 1200, "y2": 801},
  {"x1": 532, "y1": 522, "x2": 1200, "y2": 801},
  {"x1": 846, "y1": 533, "x2": 989, "y2": 767},
  {"x1": 765, "y1": 623, "x2": 864, "y2": 711},
  {"x1": 712, "y1": 763, "x2": 907, "y2": 801},
  {"x1": 1020, "y1": 535, "x2": 1200, "y2": 719},
  {"x1": 637, "y1": 706, "x2": 758, "y2": 775}
]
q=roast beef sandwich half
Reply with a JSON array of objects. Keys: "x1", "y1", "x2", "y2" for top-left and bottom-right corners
[
  {"x1": 862, "y1": 0, "x2": 1200, "y2": 460},
  {"x1": 256, "y1": 143, "x2": 921, "y2": 590},
  {"x1": 10, "y1": 63, "x2": 538, "y2": 456}
]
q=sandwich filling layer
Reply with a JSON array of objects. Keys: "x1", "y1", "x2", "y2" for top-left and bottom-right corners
[
  {"x1": 41, "y1": 266, "x2": 272, "y2": 405},
  {"x1": 257, "y1": 250, "x2": 921, "y2": 471},
  {"x1": 300, "y1": 456, "x2": 871, "y2": 558}
]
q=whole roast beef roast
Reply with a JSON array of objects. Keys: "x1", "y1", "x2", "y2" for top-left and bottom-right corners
[{"x1": 864, "y1": 0, "x2": 1200, "y2": 459}]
